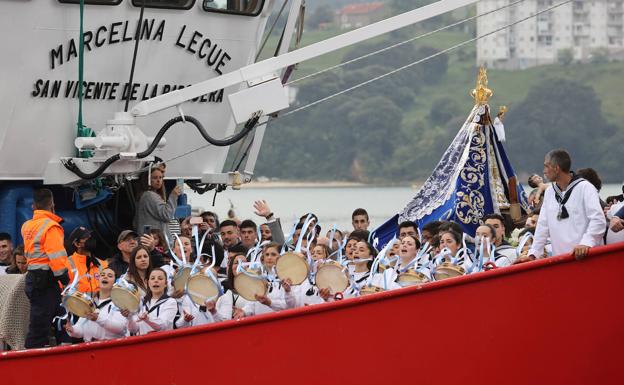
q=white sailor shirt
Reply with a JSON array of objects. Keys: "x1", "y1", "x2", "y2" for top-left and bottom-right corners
[
  {"x1": 529, "y1": 180, "x2": 606, "y2": 257},
  {"x1": 242, "y1": 280, "x2": 287, "y2": 316},
  {"x1": 215, "y1": 289, "x2": 251, "y2": 320},
  {"x1": 493, "y1": 245, "x2": 516, "y2": 267},
  {"x1": 127, "y1": 296, "x2": 178, "y2": 335},
  {"x1": 369, "y1": 269, "x2": 402, "y2": 291},
  {"x1": 352, "y1": 270, "x2": 370, "y2": 290},
  {"x1": 175, "y1": 295, "x2": 216, "y2": 328},
  {"x1": 67, "y1": 297, "x2": 127, "y2": 341},
  {"x1": 284, "y1": 278, "x2": 326, "y2": 308}
]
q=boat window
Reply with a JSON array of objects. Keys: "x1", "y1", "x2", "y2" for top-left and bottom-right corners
[
  {"x1": 131, "y1": 0, "x2": 195, "y2": 10},
  {"x1": 59, "y1": 0, "x2": 122, "y2": 5},
  {"x1": 202, "y1": 0, "x2": 264, "y2": 16}
]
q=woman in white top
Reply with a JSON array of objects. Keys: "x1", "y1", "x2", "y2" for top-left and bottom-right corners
[
  {"x1": 164, "y1": 234, "x2": 193, "y2": 298},
  {"x1": 439, "y1": 231, "x2": 462, "y2": 260},
  {"x1": 435, "y1": 230, "x2": 474, "y2": 274},
  {"x1": 371, "y1": 235, "x2": 422, "y2": 290},
  {"x1": 350, "y1": 241, "x2": 375, "y2": 290},
  {"x1": 262, "y1": 243, "x2": 323, "y2": 309},
  {"x1": 475, "y1": 224, "x2": 510, "y2": 267},
  {"x1": 344, "y1": 238, "x2": 358, "y2": 261},
  {"x1": 175, "y1": 263, "x2": 220, "y2": 328},
  {"x1": 125, "y1": 268, "x2": 178, "y2": 335},
  {"x1": 395, "y1": 236, "x2": 421, "y2": 272},
  {"x1": 65, "y1": 267, "x2": 127, "y2": 341},
  {"x1": 175, "y1": 291, "x2": 218, "y2": 328},
  {"x1": 241, "y1": 243, "x2": 287, "y2": 317}
]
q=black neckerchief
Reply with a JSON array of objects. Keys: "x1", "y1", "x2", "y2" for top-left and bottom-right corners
[
  {"x1": 144, "y1": 293, "x2": 170, "y2": 315},
  {"x1": 553, "y1": 174, "x2": 584, "y2": 220},
  {"x1": 355, "y1": 272, "x2": 370, "y2": 284},
  {"x1": 96, "y1": 298, "x2": 112, "y2": 309}
]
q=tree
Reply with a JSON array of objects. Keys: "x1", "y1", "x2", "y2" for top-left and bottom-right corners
[
  {"x1": 416, "y1": 46, "x2": 449, "y2": 85},
  {"x1": 590, "y1": 47, "x2": 610, "y2": 64},
  {"x1": 505, "y1": 78, "x2": 616, "y2": 177},
  {"x1": 346, "y1": 96, "x2": 404, "y2": 180},
  {"x1": 428, "y1": 97, "x2": 462, "y2": 126}
]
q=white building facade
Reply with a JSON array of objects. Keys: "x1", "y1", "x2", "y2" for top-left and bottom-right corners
[{"x1": 477, "y1": 0, "x2": 624, "y2": 69}]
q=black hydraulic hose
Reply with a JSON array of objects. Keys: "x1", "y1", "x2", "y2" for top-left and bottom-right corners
[
  {"x1": 63, "y1": 154, "x2": 121, "y2": 180},
  {"x1": 186, "y1": 180, "x2": 223, "y2": 195},
  {"x1": 63, "y1": 111, "x2": 261, "y2": 180},
  {"x1": 136, "y1": 113, "x2": 259, "y2": 158}
]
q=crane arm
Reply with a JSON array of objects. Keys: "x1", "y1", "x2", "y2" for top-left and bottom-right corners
[{"x1": 131, "y1": 0, "x2": 479, "y2": 118}]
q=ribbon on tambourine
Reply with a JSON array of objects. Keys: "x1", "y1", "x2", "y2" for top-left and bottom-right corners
[
  {"x1": 185, "y1": 256, "x2": 223, "y2": 314},
  {"x1": 361, "y1": 237, "x2": 396, "y2": 293},
  {"x1": 54, "y1": 266, "x2": 91, "y2": 329},
  {"x1": 281, "y1": 219, "x2": 299, "y2": 254},
  {"x1": 248, "y1": 224, "x2": 272, "y2": 265},
  {"x1": 516, "y1": 232, "x2": 534, "y2": 259},
  {"x1": 398, "y1": 241, "x2": 432, "y2": 275},
  {"x1": 294, "y1": 214, "x2": 315, "y2": 254},
  {"x1": 236, "y1": 260, "x2": 266, "y2": 279},
  {"x1": 280, "y1": 212, "x2": 316, "y2": 255},
  {"x1": 465, "y1": 237, "x2": 496, "y2": 273},
  {"x1": 430, "y1": 247, "x2": 462, "y2": 279},
  {"x1": 164, "y1": 233, "x2": 188, "y2": 269},
  {"x1": 183, "y1": 224, "x2": 222, "y2": 305},
  {"x1": 327, "y1": 224, "x2": 338, "y2": 256},
  {"x1": 110, "y1": 276, "x2": 140, "y2": 314},
  {"x1": 435, "y1": 233, "x2": 471, "y2": 272},
  {"x1": 377, "y1": 237, "x2": 399, "y2": 272}
]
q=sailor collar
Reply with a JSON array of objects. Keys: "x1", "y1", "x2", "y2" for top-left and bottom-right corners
[{"x1": 552, "y1": 174, "x2": 585, "y2": 220}]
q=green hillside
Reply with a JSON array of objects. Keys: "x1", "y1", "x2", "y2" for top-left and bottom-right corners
[
  {"x1": 283, "y1": 28, "x2": 624, "y2": 128},
  {"x1": 254, "y1": 25, "x2": 624, "y2": 183}
]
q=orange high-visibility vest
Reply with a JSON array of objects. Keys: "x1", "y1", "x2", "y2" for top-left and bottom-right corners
[
  {"x1": 67, "y1": 252, "x2": 108, "y2": 294},
  {"x1": 21, "y1": 210, "x2": 70, "y2": 281}
]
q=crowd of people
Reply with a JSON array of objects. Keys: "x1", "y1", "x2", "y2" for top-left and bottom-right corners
[{"x1": 2, "y1": 148, "x2": 622, "y2": 349}]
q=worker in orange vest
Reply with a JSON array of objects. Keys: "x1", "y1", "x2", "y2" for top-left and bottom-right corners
[
  {"x1": 66, "y1": 226, "x2": 108, "y2": 295},
  {"x1": 22, "y1": 188, "x2": 70, "y2": 348}
]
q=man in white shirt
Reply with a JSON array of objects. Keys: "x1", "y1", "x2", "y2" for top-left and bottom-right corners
[{"x1": 526, "y1": 149, "x2": 606, "y2": 261}]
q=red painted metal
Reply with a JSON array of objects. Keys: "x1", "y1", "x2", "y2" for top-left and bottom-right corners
[{"x1": 3, "y1": 243, "x2": 623, "y2": 385}]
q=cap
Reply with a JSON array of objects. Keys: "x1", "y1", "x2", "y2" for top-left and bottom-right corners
[
  {"x1": 68, "y1": 226, "x2": 91, "y2": 245},
  {"x1": 117, "y1": 230, "x2": 139, "y2": 244},
  {"x1": 66, "y1": 226, "x2": 91, "y2": 255}
]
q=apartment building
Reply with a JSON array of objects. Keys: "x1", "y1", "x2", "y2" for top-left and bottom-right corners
[{"x1": 477, "y1": 0, "x2": 624, "y2": 69}]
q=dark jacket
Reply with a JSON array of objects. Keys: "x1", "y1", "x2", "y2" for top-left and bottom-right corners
[{"x1": 108, "y1": 255, "x2": 129, "y2": 278}]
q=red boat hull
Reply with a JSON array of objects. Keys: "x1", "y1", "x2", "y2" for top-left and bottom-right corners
[{"x1": 3, "y1": 243, "x2": 623, "y2": 385}]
